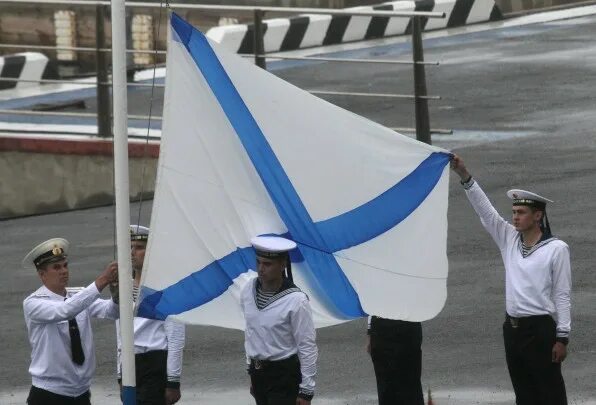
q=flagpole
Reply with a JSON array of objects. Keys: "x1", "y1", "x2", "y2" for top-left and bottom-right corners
[{"x1": 110, "y1": 0, "x2": 136, "y2": 403}]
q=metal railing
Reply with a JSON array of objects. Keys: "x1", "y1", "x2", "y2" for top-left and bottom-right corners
[{"x1": 0, "y1": 0, "x2": 450, "y2": 143}]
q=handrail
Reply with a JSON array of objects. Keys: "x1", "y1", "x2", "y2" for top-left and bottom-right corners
[
  {"x1": 0, "y1": 44, "x2": 439, "y2": 66},
  {"x1": 246, "y1": 55, "x2": 440, "y2": 66},
  {"x1": 0, "y1": 43, "x2": 166, "y2": 55},
  {"x1": 0, "y1": 0, "x2": 447, "y2": 142},
  {"x1": 0, "y1": 108, "x2": 161, "y2": 121},
  {"x1": 309, "y1": 90, "x2": 440, "y2": 100},
  {"x1": 0, "y1": 0, "x2": 446, "y2": 19}
]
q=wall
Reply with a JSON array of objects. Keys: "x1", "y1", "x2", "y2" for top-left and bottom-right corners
[{"x1": 0, "y1": 136, "x2": 159, "y2": 219}]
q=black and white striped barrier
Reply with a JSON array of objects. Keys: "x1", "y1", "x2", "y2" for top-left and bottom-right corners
[
  {"x1": 206, "y1": 0, "x2": 503, "y2": 54},
  {"x1": 0, "y1": 52, "x2": 58, "y2": 91}
]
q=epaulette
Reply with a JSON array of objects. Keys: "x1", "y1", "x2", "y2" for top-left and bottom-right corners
[{"x1": 66, "y1": 286, "x2": 85, "y2": 295}]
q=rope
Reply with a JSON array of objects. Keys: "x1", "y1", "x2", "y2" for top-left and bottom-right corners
[{"x1": 135, "y1": 0, "x2": 169, "y2": 228}]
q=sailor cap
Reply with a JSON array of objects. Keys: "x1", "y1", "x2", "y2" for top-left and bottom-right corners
[
  {"x1": 251, "y1": 236, "x2": 297, "y2": 258},
  {"x1": 507, "y1": 189, "x2": 553, "y2": 209},
  {"x1": 130, "y1": 224, "x2": 150, "y2": 241},
  {"x1": 23, "y1": 238, "x2": 69, "y2": 271}
]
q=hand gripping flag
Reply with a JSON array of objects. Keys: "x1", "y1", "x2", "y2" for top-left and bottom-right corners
[{"x1": 137, "y1": 13, "x2": 451, "y2": 329}]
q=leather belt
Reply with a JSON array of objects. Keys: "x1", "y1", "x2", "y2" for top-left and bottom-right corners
[
  {"x1": 506, "y1": 314, "x2": 552, "y2": 329},
  {"x1": 249, "y1": 354, "x2": 298, "y2": 371},
  {"x1": 251, "y1": 358, "x2": 265, "y2": 370}
]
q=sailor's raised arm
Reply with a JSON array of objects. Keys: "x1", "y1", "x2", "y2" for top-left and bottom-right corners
[
  {"x1": 450, "y1": 155, "x2": 516, "y2": 250},
  {"x1": 25, "y1": 262, "x2": 118, "y2": 323},
  {"x1": 89, "y1": 261, "x2": 120, "y2": 320},
  {"x1": 94, "y1": 261, "x2": 119, "y2": 292},
  {"x1": 24, "y1": 282, "x2": 102, "y2": 323}
]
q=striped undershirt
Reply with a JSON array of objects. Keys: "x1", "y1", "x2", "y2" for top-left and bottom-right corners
[
  {"x1": 521, "y1": 243, "x2": 532, "y2": 258},
  {"x1": 132, "y1": 285, "x2": 139, "y2": 302},
  {"x1": 255, "y1": 285, "x2": 276, "y2": 309}
]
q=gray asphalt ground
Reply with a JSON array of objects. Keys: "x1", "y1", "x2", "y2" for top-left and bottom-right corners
[{"x1": 2, "y1": 10, "x2": 596, "y2": 405}]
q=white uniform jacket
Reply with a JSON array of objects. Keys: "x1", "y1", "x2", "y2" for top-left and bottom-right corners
[
  {"x1": 241, "y1": 276, "x2": 318, "y2": 397},
  {"x1": 23, "y1": 282, "x2": 119, "y2": 397},
  {"x1": 465, "y1": 181, "x2": 571, "y2": 338}
]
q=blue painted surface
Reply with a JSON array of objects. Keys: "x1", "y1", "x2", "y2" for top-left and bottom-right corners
[{"x1": 121, "y1": 385, "x2": 136, "y2": 405}]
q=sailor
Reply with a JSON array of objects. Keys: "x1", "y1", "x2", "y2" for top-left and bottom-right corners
[
  {"x1": 241, "y1": 236, "x2": 318, "y2": 405},
  {"x1": 23, "y1": 238, "x2": 119, "y2": 405},
  {"x1": 366, "y1": 317, "x2": 424, "y2": 405},
  {"x1": 451, "y1": 155, "x2": 570, "y2": 405},
  {"x1": 115, "y1": 225, "x2": 185, "y2": 405}
]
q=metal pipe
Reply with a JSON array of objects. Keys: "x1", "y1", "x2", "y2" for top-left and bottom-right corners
[
  {"x1": 253, "y1": 9, "x2": 266, "y2": 69},
  {"x1": 96, "y1": 4, "x2": 111, "y2": 138},
  {"x1": 0, "y1": 109, "x2": 163, "y2": 120},
  {"x1": 309, "y1": 90, "x2": 440, "y2": 99},
  {"x1": 0, "y1": 77, "x2": 162, "y2": 86},
  {"x1": 0, "y1": 109, "x2": 98, "y2": 117},
  {"x1": 0, "y1": 77, "x2": 95, "y2": 85},
  {"x1": 391, "y1": 127, "x2": 453, "y2": 134},
  {"x1": 0, "y1": 0, "x2": 446, "y2": 18},
  {"x1": 0, "y1": 77, "x2": 440, "y2": 99},
  {"x1": 0, "y1": 44, "x2": 167, "y2": 54},
  {"x1": 245, "y1": 54, "x2": 439, "y2": 65},
  {"x1": 411, "y1": 16, "x2": 431, "y2": 145}
]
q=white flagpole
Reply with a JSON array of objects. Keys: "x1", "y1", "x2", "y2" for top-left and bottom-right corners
[{"x1": 110, "y1": 0, "x2": 136, "y2": 403}]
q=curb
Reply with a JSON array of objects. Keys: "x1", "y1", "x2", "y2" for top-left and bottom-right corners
[
  {"x1": 498, "y1": 0, "x2": 596, "y2": 15},
  {"x1": 0, "y1": 52, "x2": 58, "y2": 91},
  {"x1": 206, "y1": 0, "x2": 503, "y2": 54},
  {"x1": 0, "y1": 135, "x2": 160, "y2": 158},
  {"x1": 0, "y1": 135, "x2": 159, "y2": 219}
]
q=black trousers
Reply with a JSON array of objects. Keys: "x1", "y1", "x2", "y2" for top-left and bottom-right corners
[
  {"x1": 249, "y1": 354, "x2": 301, "y2": 405},
  {"x1": 121, "y1": 350, "x2": 168, "y2": 405},
  {"x1": 503, "y1": 314, "x2": 567, "y2": 405},
  {"x1": 370, "y1": 317, "x2": 424, "y2": 405},
  {"x1": 27, "y1": 386, "x2": 91, "y2": 405}
]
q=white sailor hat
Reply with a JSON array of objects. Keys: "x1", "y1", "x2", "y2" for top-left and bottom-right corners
[
  {"x1": 23, "y1": 238, "x2": 69, "y2": 271},
  {"x1": 507, "y1": 189, "x2": 553, "y2": 210},
  {"x1": 130, "y1": 224, "x2": 150, "y2": 241},
  {"x1": 251, "y1": 236, "x2": 297, "y2": 258}
]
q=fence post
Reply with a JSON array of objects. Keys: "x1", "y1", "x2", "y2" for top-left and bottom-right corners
[
  {"x1": 96, "y1": 4, "x2": 111, "y2": 138},
  {"x1": 411, "y1": 16, "x2": 431, "y2": 145},
  {"x1": 253, "y1": 9, "x2": 266, "y2": 69}
]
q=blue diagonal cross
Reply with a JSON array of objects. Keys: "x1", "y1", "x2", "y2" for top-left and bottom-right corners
[{"x1": 137, "y1": 14, "x2": 450, "y2": 321}]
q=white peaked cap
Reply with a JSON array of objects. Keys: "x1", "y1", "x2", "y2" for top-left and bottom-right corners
[
  {"x1": 22, "y1": 238, "x2": 69, "y2": 271},
  {"x1": 507, "y1": 189, "x2": 553, "y2": 205},
  {"x1": 130, "y1": 224, "x2": 150, "y2": 241},
  {"x1": 251, "y1": 236, "x2": 297, "y2": 257}
]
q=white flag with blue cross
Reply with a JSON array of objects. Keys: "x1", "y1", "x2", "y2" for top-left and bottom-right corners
[{"x1": 137, "y1": 13, "x2": 452, "y2": 329}]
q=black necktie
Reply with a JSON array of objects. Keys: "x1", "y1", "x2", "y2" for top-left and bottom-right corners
[
  {"x1": 65, "y1": 296, "x2": 85, "y2": 365},
  {"x1": 68, "y1": 318, "x2": 85, "y2": 365}
]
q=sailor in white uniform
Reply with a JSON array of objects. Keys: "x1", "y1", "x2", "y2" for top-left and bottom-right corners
[
  {"x1": 241, "y1": 236, "x2": 318, "y2": 405},
  {"x1": 115, "y1": 225, "x2": 185, "y2": 405},
  {"x1": 451, "y1": 155, "x2": 570, "y2": 405},
  {"x1": 23, "y1": 238, "x2": 119, "y2": 405}
]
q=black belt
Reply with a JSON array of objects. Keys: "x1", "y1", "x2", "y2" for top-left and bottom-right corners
[
  {"x1": 506, "y1": 314, "x2": 552, "y2": 329},
  {"x1": 249, "y1": 354, "x2": 298, "y2": 371}
]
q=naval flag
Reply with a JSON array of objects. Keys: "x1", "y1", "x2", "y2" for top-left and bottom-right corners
[{"x1": 137, "y1": 13, "x2": 451, "y2": 329}]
